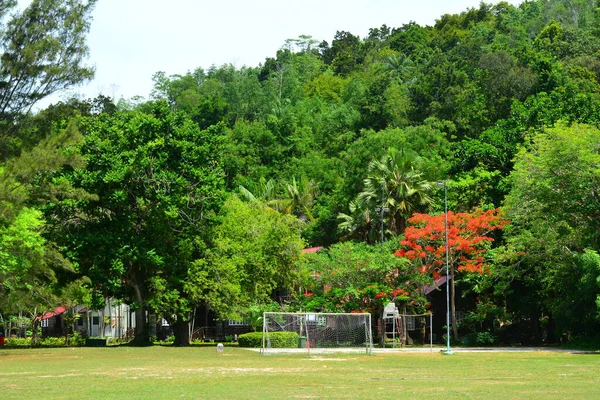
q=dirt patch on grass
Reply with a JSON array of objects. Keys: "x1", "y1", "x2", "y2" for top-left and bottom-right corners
[
  {"x1": 181, "y1": 367, "x2": 304, "y2": 375},
  {"x1": 38, "y1": 373, "x2": 82, "y2": 378},
  {"x1": 4, "y1": 372, "x2": 35, "y2": 375}
]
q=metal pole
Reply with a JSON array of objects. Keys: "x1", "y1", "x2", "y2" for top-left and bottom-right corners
[
  {"x1": 381, "y1": 172, "x2": 385, "y2": 243},
  {"x1": 430, "y1": 313, "x2": 433, "y2": 353},
  {"x1": 443, "y1": 181, "x2": 453, "y2": 355},
  {"x1": 304, "y1": 313, "x2": 310, "y2": 356},
  {"x1": 261, "y1": 312, "x2": 266, "y2": 355}
]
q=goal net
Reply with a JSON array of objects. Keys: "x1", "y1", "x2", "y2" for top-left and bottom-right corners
[
  {"x1": 382, "y1": 313, "x2": 433, "y2": 350},
  {"x1": 262, "y1": 312, "x2": 373, "y2": 355}
]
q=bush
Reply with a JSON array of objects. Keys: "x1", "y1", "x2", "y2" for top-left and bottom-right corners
[
  {"x1": 466, "y1": 331, "x2": 498, "y2": 346},
  {"x1": 238, "y1": 332, "x2": 299, "y2": 348},
  {"x1": 39, "y1": 337, "x2": 66, "y2": 347},
  {"x1": 70, "y1": 332, "x2": 86, "y2": 347},
  {"x1": 5, "y1": 337, "x2": 32, "y2": 347}
]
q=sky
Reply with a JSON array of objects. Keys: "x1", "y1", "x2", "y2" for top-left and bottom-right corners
[{"x1": 22, "y1": 0, "x2": 524, "y2": 106}]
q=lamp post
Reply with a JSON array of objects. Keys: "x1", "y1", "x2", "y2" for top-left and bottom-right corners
[
  {"x1": 438, "y1": 181, "x2": 453, "y2": 355},
  {"x1": 376, "y1": 173, "x2": 388, "y2": 244}
]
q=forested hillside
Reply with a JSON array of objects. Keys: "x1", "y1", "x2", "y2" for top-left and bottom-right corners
[{"x1": 2, "y1": 0, "x2": 600, "y2": 346}]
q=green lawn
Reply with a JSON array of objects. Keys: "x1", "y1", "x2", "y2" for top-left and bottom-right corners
[{"x1": 1, "y1": 347, "x2": 599, "y2": 399}]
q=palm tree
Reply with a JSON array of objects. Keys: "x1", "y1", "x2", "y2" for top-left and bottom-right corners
[
  {"x1": 383, "y1": 54, "x2": 415, "y2": 84},
  {"x1": 275, "y1": 177, "x2": 319, "y2": 222},
  {"x1": 340, "y1": 148, "x2": 433, "y2": 240},
  {"x1": 238, "y1": 177, "x2": 277, "y2": 203},
  {"x1": 239, "y1": 176, "x2": 318, "y2": 223},
  {"x1": 337, "y1": 197, "x2": 378, "y2": 243}
]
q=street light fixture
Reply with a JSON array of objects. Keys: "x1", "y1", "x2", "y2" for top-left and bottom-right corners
[{"x1": 438, "y1": 180, "x2": 453, "y2": 355}]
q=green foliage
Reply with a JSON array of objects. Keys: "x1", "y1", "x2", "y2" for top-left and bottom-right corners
[
  {"x1": 466, "y1": 331, "x2": 498, "y2": 347},
  {"x1": 7, "y1": 0, "x2": 600, "y2": 346},
  {"x1": 4, "y1": 336, "x2": 73, "y2": 348},
  {"x1": 500, "y1": 123, "x2": 600, "y2": 338},
  {"x1": 70, "y1": 332, "x2": 86, "y2": 346},
  {"x1": 47, "y1": 101, "x2": 227, "y2": 344},
  {"x1": 39, "y1": 336, "x2": 67, "y2": 347},
  {"x1": 505, "y1": 123, "x2": 600, "y2": 252},
  {"x1": 295, "y1": 240, "x2": 427, "y2": 314},
  {"x1": 186, "y1": 196, "x2": 304, "y2": 320},
  {"x1": 0, "y1": 0, "x2": 96, "y2": 129},
  {"x1": 238, "y1": 331, "x2": 299, "y2": 348},
  {"x1": 5, "y1": 337, "x2": 32, "y2": 347},
  {"x1": 338, "y1": 147, "x2": 435, "y2": 242}
]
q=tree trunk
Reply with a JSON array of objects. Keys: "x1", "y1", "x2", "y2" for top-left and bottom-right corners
[
  {"x1": 31, "y1": 318, "x2": 40, "y2": 347},
  {"x1": 451, "y1": 267, "x2": 459, "y2": 340},
  {"x1": 130, "y1": 283, "x2": 152, "y2": 346},
  {"x1": 100, "y1": 308, "x2": 105, "y2": 339},
  {"x1": 172, "y1": 319, "x2": 190, "y2": 347}
]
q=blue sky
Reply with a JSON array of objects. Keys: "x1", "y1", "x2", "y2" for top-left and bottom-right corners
[{"x1": 20, "y1": 0, "x2": 523, "y2": 106}]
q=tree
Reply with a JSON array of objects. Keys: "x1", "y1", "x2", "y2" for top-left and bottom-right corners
[
  {"x1": 239, "y1": 176, "x2": 319, "y2": 223},
  {"x1": 50, "y1": 101, "x2": 226, "y2": 345},
  {"x1": 295, "y1": 241, "x2": 428, "y2": 316},
  {"x1": 395, "y1": 209, "x2": 507, "y2": 339},
  {"x1": 0, "y1": 0, "x2": 95, "y2": 123},
  {"x1": 339, "y1": 148, "x2": 434, "y2": 242},
  {"x1": 382, "y1": 53, "x2": 415, "y2": 84},
  {"x1": 502, "y1": 123, "x2": 600, "y2": 337},
  {"x1": 319, "y1": 31, "x2": 364, "y2": 76},
  {"x1": 185, "y1": 196, "x2": 304, "y2": 321},
  {"x1": 0, "y1": 206, "x2": 88, "y2": 345}
]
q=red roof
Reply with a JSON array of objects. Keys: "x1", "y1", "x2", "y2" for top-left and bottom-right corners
[
  {"x1": 302, "y1": 246, "x2": 323, "y2": 254},
  {"x1": 39, "y1": 306, "x2": 67, "y2": 320}
]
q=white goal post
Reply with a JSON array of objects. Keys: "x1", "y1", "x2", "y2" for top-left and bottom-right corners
[{"x1": 261, "y1": 312, "x2": 373, "y2": 355}]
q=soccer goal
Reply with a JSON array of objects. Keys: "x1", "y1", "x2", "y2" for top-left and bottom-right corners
[
  {"x1": 382, "y1": 313, "x2": 433, "y2": 351},
  {"x1": 261, "y1": 312, "x2": 373, "y2": 355}
]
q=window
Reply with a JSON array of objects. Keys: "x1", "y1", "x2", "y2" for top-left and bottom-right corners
[
  {"x1": 40, "y1": 319, "x2": 49, "y2": 328},
  {"x1": 228, "y1": 320, "x2": 247, "y2": 326},
  {"x1": 405, "y1": 316, "x2": 415, "y2": 331},
  {"x1": 305, "y1": 314, "x2": 326, "y2": 326}
]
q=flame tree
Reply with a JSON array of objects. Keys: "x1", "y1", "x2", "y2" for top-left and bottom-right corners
[{"x1": 395, "y1": 209, "x2": 507, "y2": 339}]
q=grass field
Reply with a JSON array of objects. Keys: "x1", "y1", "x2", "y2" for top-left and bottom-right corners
[{"x1": 1, "y1": 346, "x2": 599, "y2": 399}]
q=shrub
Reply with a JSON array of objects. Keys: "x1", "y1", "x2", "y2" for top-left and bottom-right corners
[
  {"x1": 5, "y1": 337, "x2": 32, "y2": 347},
  {"x1": 70, "y1": 332, "x2": 86, "y2": 347},
  {"x1": 39, "y1": 337, "x2": 66, "y2": 347},
  {"x1": 238, "y1": 332, "x2": 299, "y2": 348},
  {"x1": 466, "y1": 331, "x2": 498, "y2": 346}
]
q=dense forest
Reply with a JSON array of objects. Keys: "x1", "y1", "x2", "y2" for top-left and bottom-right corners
[{"x1": 2, "y1": 0, "x2": 600, "y2": 347}]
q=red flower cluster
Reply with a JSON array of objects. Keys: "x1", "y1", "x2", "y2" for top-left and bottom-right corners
[{"x1": 395, "y1": 209, "x2": 508, "y2": 279}]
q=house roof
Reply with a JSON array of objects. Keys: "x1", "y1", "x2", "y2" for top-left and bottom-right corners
[
  {"x1": 423, "y1": 276, "x2": 450, "y2": 295},
  {"x1": 302, "y1": 246, "x2": 323, "y2": 254},
  {"x1": 39, "y1": 306, "x2": 67, "y2": 320}
]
